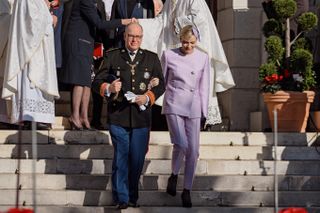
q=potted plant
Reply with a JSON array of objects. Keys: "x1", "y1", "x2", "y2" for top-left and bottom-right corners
[{"x1": 260, "y1": 0, "x2": 318, "y2": 132}]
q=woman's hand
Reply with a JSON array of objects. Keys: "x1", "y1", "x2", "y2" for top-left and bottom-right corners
[
  {"x1": 50, "y1": 0, "x2": 59, "y2": 8},
  {"x1": 44, "y1": 0, "x2": 50, "y2": 8},
  {"x1": 148, "y1": 77, "x2": 159, "y2": 89},
  {"x1": 121, "y1": 18, "x2": 138, "y2": 25},
  {"x1": 131, "y1": 18, "x2": 138, "y2": 23}
]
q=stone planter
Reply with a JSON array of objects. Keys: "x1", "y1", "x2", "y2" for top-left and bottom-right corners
[{"x1": 263, "y1": 91, "x2": 315, "y2": 132}]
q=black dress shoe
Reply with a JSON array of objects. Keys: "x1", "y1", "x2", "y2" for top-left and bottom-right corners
[
  {"x1": 181, "y1": 189, "x2": 192, "y2": 208},
  {"x1": 166, "y1": 173, "x2": 178, "y2": 196},
  {"x1": 117, "y1": 203, "x2": 128, "y2": 209},
  {"x1": 128, "y1": 202, "x2": 140, "y2": 208}
]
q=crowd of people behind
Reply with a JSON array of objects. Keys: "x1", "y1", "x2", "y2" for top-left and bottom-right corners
[
  {"x1": 0, "y1": 0, "x2": 166, "y2": 131},
  {"x1": 0, "y1": 0, "x2": 235, "y2": 209}
]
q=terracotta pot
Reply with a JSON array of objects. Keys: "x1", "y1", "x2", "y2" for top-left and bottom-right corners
[
  {"x1": 263, "y1": 91, "x2": 315, "y2": 132},
  {"x1": 309, "y1": 111, "x2": 320, "y2": 131}
]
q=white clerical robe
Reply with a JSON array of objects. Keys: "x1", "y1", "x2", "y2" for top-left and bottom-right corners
[
  {"x1": 2, "y1": 0, "x2": 60, "y2": 124},
  {"x1": 0, "y1": 0, "x2": 14, "y2": 123},
  {"x1": 139, "y1": 0, "x2": 235, "y2": 125}
]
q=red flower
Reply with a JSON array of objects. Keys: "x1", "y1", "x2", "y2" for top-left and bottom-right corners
[
  {"x1": 271, "y1": 73, "x2": 278, "y2": 80},
  {"x1": 284, "y1": 69, "x2": 291, "y2": 78},
  {"x1": 265, "y1": 76, "x2": 272, "y2": 82},
  {"x1": 264, "y1": 73, "x2": 283, "y2": 83}
]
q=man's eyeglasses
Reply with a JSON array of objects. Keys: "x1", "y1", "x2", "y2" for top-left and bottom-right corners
[{"x1": 127, "y1": 34, "x2": 143, "y2": 40}]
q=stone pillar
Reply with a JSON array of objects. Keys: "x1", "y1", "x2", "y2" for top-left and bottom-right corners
[{"x1": 217, "y1": 0, "x2": 266, "y2": 131}]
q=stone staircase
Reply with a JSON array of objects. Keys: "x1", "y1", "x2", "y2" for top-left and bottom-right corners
[{"x1": 0, "y1": 130, "x2": 320, "y2": 212}]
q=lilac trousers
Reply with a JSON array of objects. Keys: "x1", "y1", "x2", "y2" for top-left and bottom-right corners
[{"x1": 165, "y1": 114, "x2": 201, "y2": 190}]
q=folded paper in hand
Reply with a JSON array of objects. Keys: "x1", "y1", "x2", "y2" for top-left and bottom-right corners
[{"x1": 124, "y1": 91, "x2": 146, "y2": 111}]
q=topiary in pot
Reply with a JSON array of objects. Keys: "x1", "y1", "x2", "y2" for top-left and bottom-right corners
[
  {"x1": 260, "y1": 0, "x2": 318, "y2": 93},
  {"x1": 261, "y1": 0, "x2": 318, "y2": 132}
]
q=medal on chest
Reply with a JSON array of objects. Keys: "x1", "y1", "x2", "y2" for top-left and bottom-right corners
[{"x1": 126, "y1": 61, "x2": 139, "y2": 75}]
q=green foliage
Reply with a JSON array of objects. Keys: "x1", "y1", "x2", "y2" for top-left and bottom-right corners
[
  {"x1": 273, "y1": 0, "x2": 297, "y2": 19},
  {"x1": 259, "y1": 62, "x2": 278, "y2": 81},
  {"x1": 298, "y1": 12, "x2": 318, "y2": 32},
  {"x1": 260, "y1": 0, "x2": 318, "y2": 93},
  {"x1": 259, "y1": 62, "x2": 282, "y2": 93},
  {"x1": 262, "y1": 19, "x2": 283, "y2": 37},
  {"x1": 290, "y1": 49, "x2": 313, "y2": 72},
  {"x1": 291, "y1": 37, "x2": 312, "y2": 52},
  {"x1": 290, "y1": 49, "x2": 316, "y2": 91},
  {"x1": 303, "y1": 67, "x2": 317, "y2": 90},
  {"x1": 264, "y1": 36, "x2": 284, "y2": 62}
]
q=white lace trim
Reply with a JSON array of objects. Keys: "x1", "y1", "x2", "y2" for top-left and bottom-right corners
[
  {"x1": 18, "y1": 98, "x2": 54, "y2": 115},
  {"x1": 205, "y1": 104, "x2": 222, "y2": 126}
]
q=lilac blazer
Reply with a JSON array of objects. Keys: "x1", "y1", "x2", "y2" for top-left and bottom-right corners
[{"x1": 161, "y1": 48, "x2": 210, "y2": 118}]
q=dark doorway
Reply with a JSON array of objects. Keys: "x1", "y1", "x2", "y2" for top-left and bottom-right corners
[{"x1": 205, "y1": 0, "x2": 218, "y2": 22}]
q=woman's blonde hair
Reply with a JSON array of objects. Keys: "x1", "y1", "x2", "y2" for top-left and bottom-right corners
[{"x1": 179, "y1": 25, "x2": 198, "y2": 41}]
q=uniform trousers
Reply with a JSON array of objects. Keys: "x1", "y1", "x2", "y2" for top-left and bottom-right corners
[
  {"x1": 165, "y1": 114, "x2": 201, "y2": 190},
  {"x1": 109, "y1": 124, "x2": 149, "y2": 204}
]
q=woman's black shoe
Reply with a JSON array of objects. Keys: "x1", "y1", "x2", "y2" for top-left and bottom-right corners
[
  {"x1": 166, "y1": 173, "x2": 178, "y2": 196},
  {"x1": 181, "y1": 189, "x2": 192, "y2": 208},
  {"x1": 69, "y1": 119, "x2": 83, "y2": 131},
  {"x1": 83, "y1": 126, "x2": 96, "y2": 131}
]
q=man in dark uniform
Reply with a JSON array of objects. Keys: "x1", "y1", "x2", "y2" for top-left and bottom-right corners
[
  {"x1": 90, "y1": 0, "x2": 157, "y2": 130},
  {"x1": 92, "y1": 22, "x2": 165, "y2": 209}
]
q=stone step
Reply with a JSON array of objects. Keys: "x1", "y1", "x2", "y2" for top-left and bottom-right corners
[
  {"x1": 1, "y1": 174, "x2": 320, "y2": 191},
  {"x1": 1, "y1": 144, "x2": 320, "y2": 160},
  {"x1": 0, "y1": 131, "x2": 319, "y2": 146},
  {"x1": 2, "y1": 206, "x2": 317, "y2": 213},
  {"x1": 1, "y1": 159, "x2": 320, "y2": 175},
  {"x1": 1, "y1": 190, "x2": 320, "y2": 207}
]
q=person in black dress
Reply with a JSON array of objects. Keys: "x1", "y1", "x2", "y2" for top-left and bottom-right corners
[{"x1": 60, "y1": 0, "x2": 133, "y2": 130}]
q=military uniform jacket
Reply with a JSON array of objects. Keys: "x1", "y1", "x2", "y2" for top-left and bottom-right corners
[{"x1": 92, "y1": 48, "x2": 165, "y2": 128}]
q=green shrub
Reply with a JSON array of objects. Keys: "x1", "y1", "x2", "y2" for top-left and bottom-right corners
[
  {"x1": 262, "y1": 19, "x2": 283, "y2": 37},
  {"x1": 265, "y1": 36, "x2": 284, "y2": 62},
  {"x1": 290, "y1": 49, "x2": 313, "y2": 73},
  {"x1": 273, "y1": 0, "x2": 296, "y2": 19},
  {"x1": 298, "y1": 12, "x2": 318, "y2": 31},
  {"x1": 291, "y1": 37, "x2": 312, "y2": 52}
]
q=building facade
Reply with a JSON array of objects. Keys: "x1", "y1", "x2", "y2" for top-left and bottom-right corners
[{"x1": 204, "y1": 0, "x2": 264, "y2": 131}]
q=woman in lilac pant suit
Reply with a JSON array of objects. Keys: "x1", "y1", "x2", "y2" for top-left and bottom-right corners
[{"x1": 161, "y1": 25, "x2": 210, "y2": 208}]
